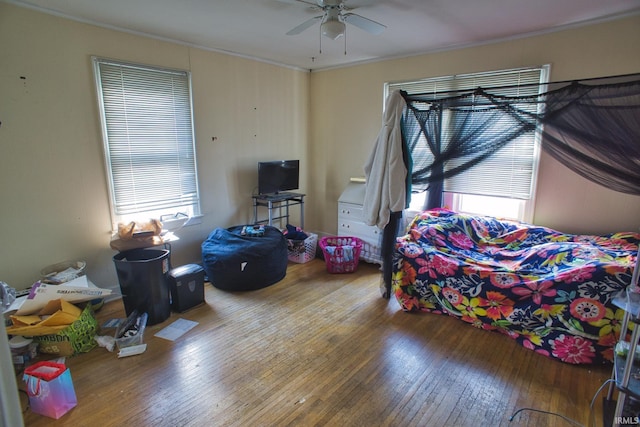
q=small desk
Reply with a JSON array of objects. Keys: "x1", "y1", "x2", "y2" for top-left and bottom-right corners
[{"x1": 252, "y1": 192, "x2": 305, "y2": 229}]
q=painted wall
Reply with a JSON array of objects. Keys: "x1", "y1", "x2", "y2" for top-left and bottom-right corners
[
  {"x1": 0, "y1": 4, "x2": 310, "y2": 290},
  {"x1": 307, "y1": 14, "x2": 640, "y2": 237},
  {"x1": 1, "y1": 3, "x2": 638, "y2": 291}
]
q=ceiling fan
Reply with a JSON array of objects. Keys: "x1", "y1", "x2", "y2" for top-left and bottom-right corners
[{"x1": 283, "y1": 0, "x2": 386, "y2": 41}]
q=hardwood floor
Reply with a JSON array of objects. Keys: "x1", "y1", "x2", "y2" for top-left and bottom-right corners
[{"x1": 19, "y1": 259, "x2": 612, "y2": 426}]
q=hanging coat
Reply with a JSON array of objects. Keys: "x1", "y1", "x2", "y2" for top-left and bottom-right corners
[{"x1": 363, "y1": 90, "x2": 407, "y2": 229}]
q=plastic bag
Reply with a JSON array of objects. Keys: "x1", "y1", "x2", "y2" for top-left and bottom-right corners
[{"x1": 0, "y1": 281, "x2": 16, "y2": 310}]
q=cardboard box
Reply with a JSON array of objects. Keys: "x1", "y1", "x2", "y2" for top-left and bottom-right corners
[
  {"x1": 12, "y1": 276, "x2": 112, "y2": 316},
  {"x1": 7, "y1": 300, "x2": 98, "y2": 357},
  {"x1": 8, "y1": 300, "x2": 81, "y2": 336},
  {"x1": 4, "y1": 276, "x2": 110, "y2": 357},
  {"x1": 115, "y1": 312, "x2": 147, "y2": 350}
]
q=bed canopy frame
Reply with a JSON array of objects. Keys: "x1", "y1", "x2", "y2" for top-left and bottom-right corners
[{"x1": 366, "y1": 72, "x2": 640, "y2": 298}]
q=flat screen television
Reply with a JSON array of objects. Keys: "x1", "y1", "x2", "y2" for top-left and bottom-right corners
[{"x1": 258, "y1": 160, "x2": 300, "y2": 195}]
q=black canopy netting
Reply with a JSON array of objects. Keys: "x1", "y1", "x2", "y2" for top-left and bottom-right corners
[
  {"x1": 402, "y1": 73, "x2": 640, "y2": 205},
  {"x1": 378, "y1": 73, "x2": 640, "y2": 297}
]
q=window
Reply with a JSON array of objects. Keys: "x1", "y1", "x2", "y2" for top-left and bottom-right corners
[
  {"x1": 93, "y1": 58, "x2": 200, "y2": 229},
  {"x1": 387, "y1": 66, "x2": 549, "y2": 222}
]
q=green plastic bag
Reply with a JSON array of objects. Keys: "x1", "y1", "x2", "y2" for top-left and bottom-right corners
[{"x1": 34, "y1": 304, "x2": 97, "y2": 356}]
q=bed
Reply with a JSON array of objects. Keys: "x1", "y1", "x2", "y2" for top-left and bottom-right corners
[{"x1": 392, "y1": 208, "x2": 640, "y2": 364}]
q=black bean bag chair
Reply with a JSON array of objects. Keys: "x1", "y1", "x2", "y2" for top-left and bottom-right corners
[{"x1": 201, "y1": 225, "x2": 288, "y2": 291}]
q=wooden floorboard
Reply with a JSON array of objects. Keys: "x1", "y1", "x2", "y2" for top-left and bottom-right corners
[{"x1": 18, "y1": 259, "x2": 612, "y2": 426}]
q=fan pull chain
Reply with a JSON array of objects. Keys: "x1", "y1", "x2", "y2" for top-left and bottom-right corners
[{"x1": 344, "y1": 28, "x2": 347, "y2": 55}]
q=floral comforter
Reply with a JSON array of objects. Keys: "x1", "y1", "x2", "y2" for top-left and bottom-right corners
[{"x1": 392, "y1": 209, "x2": 640, "y2": 364}]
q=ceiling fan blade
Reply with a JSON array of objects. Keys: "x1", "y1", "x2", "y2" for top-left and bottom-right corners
[
  {"x1": 276, "y1": 0, "x2": 319, "y2": 6},
  {"x1": 342, "y1": 13, "x2": 386, "y2": 35},
  {"x1": 277, "y1": 0, "x2": 328, "y2": 11},
  {"x1": 286, "y1": 15, "x2": 323, "y2": 35}
]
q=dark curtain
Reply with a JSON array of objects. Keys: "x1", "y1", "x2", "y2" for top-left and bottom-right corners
[
  {"x1": 402, "y1": 74, "x2": 640, "y2": 205},
  {"x1": 539, "y1": 80, "x2": 640, "y2": 193},
  {"x1": 381, "y1": 73, "x2": 640, "y2": 298},
  {"x1": 401, "y1": 89, "x2": 540, "y2": 207}
]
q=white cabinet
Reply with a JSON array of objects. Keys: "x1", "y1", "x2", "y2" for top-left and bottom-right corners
[{"x1": 338, "y1": 182, "x2": 383, "y2": 265}]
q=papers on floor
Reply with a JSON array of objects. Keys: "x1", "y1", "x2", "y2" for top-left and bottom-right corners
[{"x1": 154, "y1": 318, "x2": 198, "y2": 341}]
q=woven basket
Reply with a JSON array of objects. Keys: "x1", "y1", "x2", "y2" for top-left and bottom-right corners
[{"x1": 318, "y1": 236, "x2": 363, "y2": 273}]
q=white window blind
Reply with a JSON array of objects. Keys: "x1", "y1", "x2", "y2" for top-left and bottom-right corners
[
  {"x1": 387, "y1": 67, "x2": 548, "y2": 200},
  {"x1": 93, "y1": 58, "x2": 200, "y2": 222}
]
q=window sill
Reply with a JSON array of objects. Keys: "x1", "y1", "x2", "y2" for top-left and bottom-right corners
[
  {"x1": 184, "y1": 215, "x2": 202, "y2": 227},
  {"x1": 162, "y1": 215, "x2": 202, "y2": 232}
]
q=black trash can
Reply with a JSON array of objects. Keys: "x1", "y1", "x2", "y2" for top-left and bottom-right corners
[{"x1": 113, "y1": 248, "x2": 171, "y2": 326}]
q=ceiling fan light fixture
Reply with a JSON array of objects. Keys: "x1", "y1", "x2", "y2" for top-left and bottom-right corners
[{"x1": 321, "y1": 19, "x2": 345, "y2": 40}]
